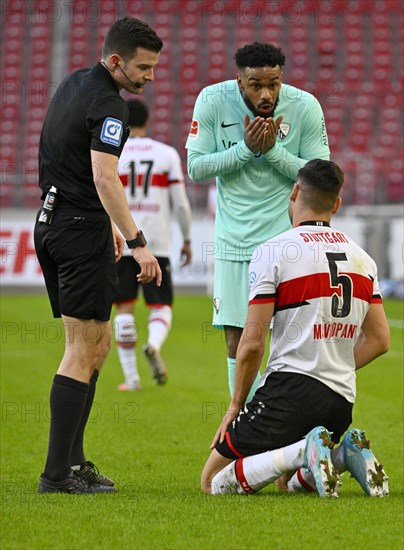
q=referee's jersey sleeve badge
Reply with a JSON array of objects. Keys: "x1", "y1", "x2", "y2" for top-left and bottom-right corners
[{"x1": 101, "y1": 117, "x2": 123, "y2": 146}]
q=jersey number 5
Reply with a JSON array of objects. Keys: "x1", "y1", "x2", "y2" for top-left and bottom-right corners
[
  {"x1": 326, "y1": 252, "x2": 352, "y2": 318},
  {"x1": 128, "y1": 160, "x2": 154, "y2": 198}
]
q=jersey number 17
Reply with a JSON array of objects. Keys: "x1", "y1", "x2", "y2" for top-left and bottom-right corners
[{"x1": 128, "y1": 160, "x2": 154, "y2": 198}]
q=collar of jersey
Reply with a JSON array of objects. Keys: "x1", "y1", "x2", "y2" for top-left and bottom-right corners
[
  {"x1": 298, "y1": 221, "x2": 331, "y2": 227},
  {"x1": 95, "y1": 62, "x2": 120, "y2": 93}
]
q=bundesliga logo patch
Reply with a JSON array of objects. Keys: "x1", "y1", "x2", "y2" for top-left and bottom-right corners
[
  {"x1": 189, "y1": 119, "x2": 199, "y2": 138},
  {"x1": 101, "y1": 117, "x2": 123, "y2": 147}
]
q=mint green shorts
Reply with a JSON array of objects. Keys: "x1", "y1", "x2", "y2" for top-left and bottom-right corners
[{"x1": 213, "y1": 260, "x2": 249, "y2": 328}]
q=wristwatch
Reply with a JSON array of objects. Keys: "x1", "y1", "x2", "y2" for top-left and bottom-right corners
[{"x1": 126, "y1": 230, "x2": 147, "y2": 249}]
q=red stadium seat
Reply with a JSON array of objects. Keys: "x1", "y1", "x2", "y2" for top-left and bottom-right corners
[
  {"x1": 386, "y1": 160, "x2": 404, "y2": 202},
  {"x1": 260, "y1": 17, "x2": 282, "y2": 45},
  {"x1": 0, "y1": 186, "x2": 15, "y2": 207},
  {"x1": 346, "y1": 0, "x2": 376, "y2": 13},
  {"x1": 234, "y1": 25, "x2": 255, "y2": 48}
]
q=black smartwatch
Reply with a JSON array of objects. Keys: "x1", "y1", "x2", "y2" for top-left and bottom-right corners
[{"x1": 126, "y1": 230, "x2": 147, "y2": 249}]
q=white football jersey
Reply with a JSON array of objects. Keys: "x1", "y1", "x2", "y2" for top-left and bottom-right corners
[
  {"x1": 119, "y1": 136, "x2": 191, "y2": 256},
  {"x1": 248, "y1": 223, "x2": 383, "y2": 403}
]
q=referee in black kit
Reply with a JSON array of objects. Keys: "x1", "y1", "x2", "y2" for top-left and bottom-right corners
[{"x1": 34, "y1": 17, "x2": 163, "y2": 494}]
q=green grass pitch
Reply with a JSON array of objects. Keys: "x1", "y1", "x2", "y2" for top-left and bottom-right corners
[{"x1": 1, "y1": 294, "x2": 402, "y2": 549}]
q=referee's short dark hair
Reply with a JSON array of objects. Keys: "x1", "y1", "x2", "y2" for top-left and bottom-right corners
[
  {"x1": 127, "y1": 99, "x2": 149, "y2": 127},
  {"x1": 297, "y1": 159, "x2": 344, "y2": 212},
  {"x1": 102, "y1": 17, "x2": 163, "y2": 61}
]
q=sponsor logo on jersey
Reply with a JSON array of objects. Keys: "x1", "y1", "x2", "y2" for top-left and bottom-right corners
[
  {"x1": 321, "y1": 116, "x2": 328, "y2": 146},
  {"x1": 101, "y1": 117, "x2": 123, "y2": 147},
  {"x1": 277, "y1": 122, "x2": 290, "y2": 140},
  {"x1": 213, "y1": 297, "x2": 221, "y2": 314},
  {"x1": 189, "y1": 119, "x2": 199, "y2": 138},
  {"x1": 221, "y1": 121, "x2": 240, "y2": 128},
  {"x1": 222, "y1": 140, "x2": 237, "y2": 149}
]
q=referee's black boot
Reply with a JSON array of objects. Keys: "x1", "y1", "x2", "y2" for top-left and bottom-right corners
[
  {"x1": 74, "y1": 461, "x2": 115, "y2": 487},
  {"x1": 38, "y1": 471, "x2": 116, "y2": 494}
]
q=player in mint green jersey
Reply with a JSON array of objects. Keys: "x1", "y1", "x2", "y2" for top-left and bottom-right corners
[{"x1": 186, "y1": 43, "x2": 330, "y2": 401}]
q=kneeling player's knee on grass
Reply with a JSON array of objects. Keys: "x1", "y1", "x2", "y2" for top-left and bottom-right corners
[
  {"x1": 201, "y1": 477, "x2": 211, "y2": 494},
  {"x1": 201, "y1": 467, "x2": 215, "y2": 494}
]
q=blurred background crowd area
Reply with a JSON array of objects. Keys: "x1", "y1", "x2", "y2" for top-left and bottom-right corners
[{"x1": 1, "y1": 0, "x2": 402, "y2": 210}]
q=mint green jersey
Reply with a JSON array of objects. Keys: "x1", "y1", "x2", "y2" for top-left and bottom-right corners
[{"x1": 186, "y1": 80, "x2": 330, "y2": 261}]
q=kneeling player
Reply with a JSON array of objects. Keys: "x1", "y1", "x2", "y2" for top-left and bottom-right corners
[{"x1": 201, "y1": 160, "x2": 390, "y2": 498}]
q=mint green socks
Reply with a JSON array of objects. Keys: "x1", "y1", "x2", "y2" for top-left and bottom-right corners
[{"x1": 227, "y1": 357, "x2": 261, "y2": 403}]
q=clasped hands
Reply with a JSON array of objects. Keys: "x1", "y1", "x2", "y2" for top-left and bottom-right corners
[{"x1": 244, "y1": 114, "x2": 284, "y2": 154}]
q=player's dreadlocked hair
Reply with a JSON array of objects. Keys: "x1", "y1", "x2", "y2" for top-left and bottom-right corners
[
  {"x1": 103, "y1": 17, "x2": 163, "y2": 61},
  {"x1": 297, "y1": 159, "x2": 344, "y2": 212},
  {"x1": 234, "y1": 42, "x2": 285, "y2": 69}
]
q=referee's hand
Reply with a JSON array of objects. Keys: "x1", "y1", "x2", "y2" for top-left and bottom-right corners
[
  {"x1": 112, "y1": 224, "x2": 125, "y2": 262},
  {"x1": 131, "y1": 247, "x2": 162, "y2": 286}
]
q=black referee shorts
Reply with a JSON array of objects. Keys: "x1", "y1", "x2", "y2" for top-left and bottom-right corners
[
  {"x1": 216, "y1": 372, "x2": 353, "y2": 460},
  {"x1": 114, "y1": 256, "x2": 173, "y2": 306},
  {"x1": 34, "y1": 205, "x2": 117, "y2": 321}
]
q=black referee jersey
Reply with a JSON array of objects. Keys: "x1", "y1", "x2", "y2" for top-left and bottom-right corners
[{"x1": 38, "y1": 62, "x2": 130, "y2": 210}]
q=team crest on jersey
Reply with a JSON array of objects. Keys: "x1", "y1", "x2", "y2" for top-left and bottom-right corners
[
  {"x1": 189, "y1": 119, "x2": 199, "y2": 138},
  {"x1": 213, "y1": 297, "x2": 221, "y2": 314},
  {"x1": 277, "y1": 123, "x2": 290, "y2": 140},
  {"x1": 101, "y1": 117, "x2": 123, "y2": 147}
]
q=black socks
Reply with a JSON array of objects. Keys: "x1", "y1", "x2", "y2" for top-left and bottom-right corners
[
  {"x1": 44, "y1": 374, "x2": 89, "y2": 481},
  {"x1": 70, "y1": 369, "x2": 99, "y2": 467}
]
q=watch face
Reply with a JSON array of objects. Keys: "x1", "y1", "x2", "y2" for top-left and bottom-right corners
[{"x1": 138, "y1": 231, "x2": 147, "y2": 246}]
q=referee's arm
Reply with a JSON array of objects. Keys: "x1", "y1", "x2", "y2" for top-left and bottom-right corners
[
  {"x1": 91, "y1": 149, "x2": 162, "y2": 285},
  {"x1": 92, "y1": 150, "x2": 140, "y2": 239}
]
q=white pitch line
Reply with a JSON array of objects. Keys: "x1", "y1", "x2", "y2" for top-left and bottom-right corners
[{"x1": 387, "y1": 318, "x2": 402, "y2": 329}]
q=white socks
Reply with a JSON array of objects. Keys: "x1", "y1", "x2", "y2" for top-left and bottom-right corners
[
  {"x1": 281, "y1": 440, "x2": 307, "y2": 470},
  {"x1": 212, "y1": 440, "x2": 306, "y2": 494},
  {"x1": 115, "y1": 313, "x2": 139, "y2": 387},
  {"x1": 211, "y1": 461, "x2": 244, "y2": 495},
  {"x1": 148, "y1": 306, "x2": 172, "y2": 350},
  {"x1": 287, "y1": 468, "x2": 316, "y2": 493},
  {"x1": 115, "y1": 313, "x2": 137, "y2": 344},
  {"x1": 115, "y1": 307, "x2": 172, "y2": 384},
  {"x1": 117, "y1": 345, "x2": 140, "y2": 387}
]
